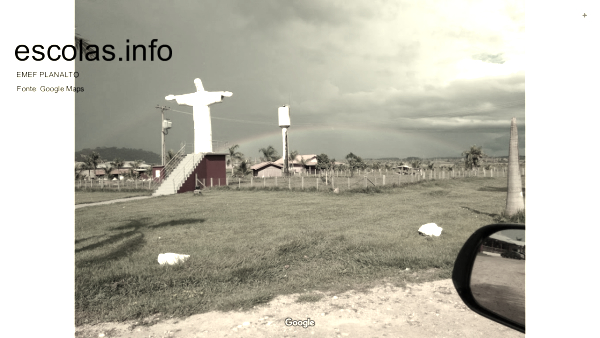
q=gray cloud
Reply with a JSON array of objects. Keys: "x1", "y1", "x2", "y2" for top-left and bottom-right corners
[{"x1": 75, "y1": 0, "x2": 525, "y2": 160}]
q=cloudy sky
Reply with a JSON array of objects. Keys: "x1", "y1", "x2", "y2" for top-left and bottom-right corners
[{"x1": 75, "y1": 0, "x2": 525, "y2": 160}]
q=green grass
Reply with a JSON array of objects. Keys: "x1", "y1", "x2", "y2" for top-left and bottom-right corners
[
  {"x1": 75, "y1": 176, "x2": 521, "y2": 325},
  {"x1": 76, "y1": 190, "x2": 152, "y2": 204}
]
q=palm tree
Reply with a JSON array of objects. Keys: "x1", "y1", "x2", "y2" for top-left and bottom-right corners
[
  {"x1": 165, "y1": 150, "x2": 176, "y2": 163},
  {"x1": 81, "y1": 151, "x2": 102, "y2": 179},
  {"x1": 110, "y1": 158, "x2": 125, "y2": 180},
  {"x1": 75, "y1": 33, "x2": 91, "y2": 52},
  {"x1": 297, "y1": 155, "x2": 308, "y2": 173},
  {"x1": 103, "y1": 164, "x2": 115, "y2": 180},
  {"x1": 505, "y1": 118, "x2": 525, "y2": 216},
  {"x1": 234, "y1": 159, "x2": 252, "y2": 177},
  {"x1": 258, "y1": 145, "x2": 279, "y2": 162},
  {"x1": 288, "y1": 150, "x2": 299, "y2": 172},
  {"x1": 462, "y1": 145, "x2": 485, "y2": 170},
  {"x1": 227, "y1": 145, "x2": 244, "y2": 175}
]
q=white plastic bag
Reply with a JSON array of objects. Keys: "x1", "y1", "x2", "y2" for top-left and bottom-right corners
[
  {"x1": 158, "y1": 253, "x2": 190, "y2": 265},
  {"x1": 418, "y1": 223, "x2": 443, "y2": 236}
]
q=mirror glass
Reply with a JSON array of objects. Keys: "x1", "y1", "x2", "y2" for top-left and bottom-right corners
[{"x1": 470, "y1": 229, "x2": 525, "y2": 326}]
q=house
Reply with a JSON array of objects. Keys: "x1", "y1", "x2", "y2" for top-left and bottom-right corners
[
  {"x1": 274, "y1": 154, "x2": 321, "y2": 174},
  {"x1": 76, "y1": 161, "x2": 153, "y2": 180},
  {"x1": 251, "y1": 162, "x2": 284, "y2": 177},
  {"x1": 395, "y1": 165, "x2": 422, "y2": 175},
  {"x1": 94, "y1": 168, "x2": 131, "y2": 180}
]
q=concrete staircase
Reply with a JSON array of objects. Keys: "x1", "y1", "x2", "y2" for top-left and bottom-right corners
[{"x1": 152, "y1": 153, "x2": 204, "y2": 196}]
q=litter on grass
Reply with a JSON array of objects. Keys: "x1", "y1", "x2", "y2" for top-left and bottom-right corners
[
  {"x1": 418, "y1": 223, "x2": 443, "y2": 237},
  {"x1": 158, "y1": 253, "x2": 190, "y2": 265}
]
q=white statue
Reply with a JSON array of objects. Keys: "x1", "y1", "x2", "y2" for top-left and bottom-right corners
[{"x1": 165, "y1": 78, "x2": 232, "y2": 153}]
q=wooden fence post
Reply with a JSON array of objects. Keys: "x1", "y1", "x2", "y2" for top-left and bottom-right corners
[
  {"x1": 383, "y1": 175, "x2": 385, "y2": 185},
  {"x1": 239, "y1": 178, "x2": 241, "y2": 189},
  {"x1": 316, "y1": 178, "x2": 318, "y2": 190},
  {"x1": 211, "y1": 178, "x2": 213, "y2": 188}
]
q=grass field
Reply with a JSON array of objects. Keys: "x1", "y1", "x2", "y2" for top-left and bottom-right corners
[
  {"x1": 75, "y1": 176, "x2": 523, "y2": 326},
  {"x1": 75, "y1": 190, "x2": 153, "y2": 204}
]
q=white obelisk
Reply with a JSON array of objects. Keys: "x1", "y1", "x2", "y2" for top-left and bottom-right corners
[{"x1": 165, "y1": 78, "x2": 232, "y2": 153}]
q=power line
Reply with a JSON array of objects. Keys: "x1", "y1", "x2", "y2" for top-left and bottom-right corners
[{"x1": 163, "y1": 99, "x2": 525, "y2": 128}]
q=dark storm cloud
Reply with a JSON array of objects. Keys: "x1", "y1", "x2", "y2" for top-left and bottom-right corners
[{"x1": 75, "y1": 0, "x2": 525, "y2": 159}]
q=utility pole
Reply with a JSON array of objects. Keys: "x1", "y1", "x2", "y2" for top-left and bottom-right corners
[{"x1": 156, "y1": 105, "x2": 171, "y2": 166}]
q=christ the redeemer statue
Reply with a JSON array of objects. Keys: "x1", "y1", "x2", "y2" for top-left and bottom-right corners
[{"x1": 165, "y1": 78, "x2": 232, "y2": 153}]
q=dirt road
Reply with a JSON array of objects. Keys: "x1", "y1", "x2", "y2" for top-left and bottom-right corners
[{"x1": 75, "y1": 277, "x2": 524, "y2": 338}]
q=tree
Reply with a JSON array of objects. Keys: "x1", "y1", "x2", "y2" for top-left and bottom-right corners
[
  {"x1": 411, "y1": 160, "x2": 421, "y2": 169},
  {"x1": 462, "y1": 145, "x2": 485, "y2": 170},
  {"x1": 126, "y1": 161, "x2": 141, "y2": 180},
  {"x1": 288, "y1": 150, "x2": 299, "y2": 172},
  {"x1": 345, "y1": 152, "x2": 366, "y2": 176},
  {"x1": 296, "y1": 155, "x2": 309, "y2": 172},
  {"x1": 81, "y1": 151, "x2": 102, "y2": 179},
  {"x1": 316, "y1": 153, "x2": 332, "y2": 172},
  {"x1": 329, "y1": 158, "x2": 338, "y2": 171},
  {"x1": 103, "y1": 164, "x2": 115, "y2": 180},
  {"x1": 505, "y1": 118, "x2": 525, "y2": 216},
  {"x1": 227, "y1": 145, "x2": 244, "y2": 175},
  {"x1": 258, "y1": 145, "x2": 279, "y2": 162},
  {"x1": 165, "y1": 150, "x2": 176, "y2": 163},
  {"x1": 111, "y1": 158, "x2": 124, "y2": 170},
  {"x1": 75, "y1": 33, "x2": 91, "y2": 53},
  {"x1": 234, "y1": 159, "x2": 252, "y2": 177},
  {"x1": 75, "y1": 163, "x2": 86, "y2": 180}
]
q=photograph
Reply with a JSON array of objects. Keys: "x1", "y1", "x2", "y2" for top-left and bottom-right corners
[
  {"x1": 7, "y1": 0, "x2": 599, "y2": 337},
  {"x1": 72, "y1": 2, "x2": 526, "y2": 336}
]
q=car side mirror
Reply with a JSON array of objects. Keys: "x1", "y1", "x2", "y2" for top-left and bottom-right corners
[{"x1": 452, "y1": 223, "x2": 525, "y2": 333}]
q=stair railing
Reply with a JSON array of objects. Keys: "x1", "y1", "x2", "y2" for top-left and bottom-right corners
[{"x1": 150, "y1": 143, "x2": 188, "y2": 190}]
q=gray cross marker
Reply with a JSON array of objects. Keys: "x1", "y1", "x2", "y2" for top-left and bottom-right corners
[{"x1": 583, "y1": 13, "x2": 587, "y2": 18}]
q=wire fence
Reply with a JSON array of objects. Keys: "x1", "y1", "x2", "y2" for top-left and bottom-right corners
[
  {"x1": 75, "y1": 178, "x2": 157, "y2": 191},
  {"x1": 75, "y1": 166, "x2": 525, "y2": 193},
  {"x1": 220, "y1": 167, "x2": 524, "y2": 192}
]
